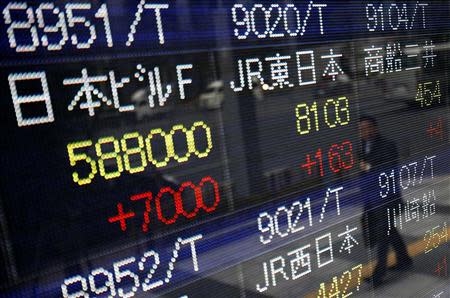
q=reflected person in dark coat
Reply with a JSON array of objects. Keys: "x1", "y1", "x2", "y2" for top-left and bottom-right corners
[{"x1": 359, "y1": 116, "x2": 412, "y2": 288}]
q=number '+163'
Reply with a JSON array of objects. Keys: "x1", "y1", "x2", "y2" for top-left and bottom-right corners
[{"x1": 301, "y1": 141, "x2": 354, "y2": 177}]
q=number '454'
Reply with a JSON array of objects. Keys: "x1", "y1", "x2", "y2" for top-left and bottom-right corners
[{"x1": 416, "y1": 81, "x2": 441, "y2": 108}]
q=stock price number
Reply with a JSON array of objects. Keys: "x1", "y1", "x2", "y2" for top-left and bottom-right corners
[
  {"x1": 415, "y1": 80, "x2": 441, "y2": 108},
  {"x1": 424, "y1": 222, "x2": 448, "y2": 254},
  {"x1": 316, "y1": 264, "x2": 363, "y2": 298},
  {"x1": 109, "y1": 176, "x2": 221, "y2": 232},
  {"x1": 296, "y1": 96, "x2": 350, "y2": 136},
  {"x1": 3, "y1": 2, "x2": 114, "y2": 52},
  {"x1": 67, "y1": 122, "x2": 213, "y2": 186},
  {"x1": 61, "y1": 234, "x2": 203, "y2": 298},
  {"x1": 301, "y1": 141, "x2": 354, "y2": 177}
]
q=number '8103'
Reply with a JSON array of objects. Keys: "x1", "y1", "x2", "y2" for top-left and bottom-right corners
[
  {"x1": 296, "y1": 96, "x2": 350, "y2": 135},
  {"x1": 67, "y1": 122, "x2": 213, "y2": 186}
]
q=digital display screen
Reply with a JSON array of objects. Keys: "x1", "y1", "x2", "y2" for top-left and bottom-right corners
[{"x1": 1, "y1": 1, "x2": 450, "y2": 297}]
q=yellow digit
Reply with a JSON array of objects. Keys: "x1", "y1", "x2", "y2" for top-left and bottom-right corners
[
  {"x1": 416, "y1": 83, "x2": 424, "y2": 107},
  {"x1": 168, "y1": 125, "x2": 191, "y2": 162},
  {"x1": 296, "y1": 103, "x2": 311, "y2": 135},
  {"x1": 146, "y1": 128, "x2": 171, "y2": 168},
  {"x1": 324, "y1": 99, "x2": 338, "y2": 128},
  {"x1": 95, "y1": 137, "x2": 123, "y2": 179},
  {"x1": 442, "y1": 222, "x2": 448, "y2": 242},
  {"x1": 121, "y1": 132, "x2": 147, "y2": 174},
  {"x1": 352, "y1": 264, "x2": 363, "y2": 291},
  {"x1": 434, "y1": 81, "x2": 441, "y2": 103},
  {"x1": 190, "y1": 121, "x2": 213, "y2": 158},
  {"x1": 328, "y1": 276, "x2": 341, "y2": 298},
  {"x1": 339, "y1": 270, "x2": 353, "y2": 298},
  {"x1": 424, "y1": 230, "x2": 432, "y2": 253},
  {"x1": 337, "y1": 96, "x2": 350, "y2": 126},
  {"x1": 424, "y1": 82, "x2": 433, "y2": 106},
  {"x1": 317, "y1": 282, "x2": 327, "y2": 298},
  {"x1": 67, "y1": 141, "x2": 97, "y2": 186}
]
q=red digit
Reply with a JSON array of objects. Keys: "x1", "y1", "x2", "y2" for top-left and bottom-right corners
[
  {"x1": 176, "y1": 181, "x2": 200, "y2": 219},
  {"x1": 315, "y1": 148, "x2": 324, "y2": 177},
  {"x1": 301, "y1": 153, "x2": 317, "y2": 176},
  {"x1": 198, "y1": 176, "x2": 220, "y2": 213},
  {"x1": 155, "y1": 187, "x2": 178, "y2": 224},
  {"x1": 328, "y1": 144, "x2": 342, "y2": 173},
  {"x1": 341, "y1": 141, "x2": 354, "y2": 169},
  {"x1": 130, "y1": 192, "x2": 152, "y2": 233}
]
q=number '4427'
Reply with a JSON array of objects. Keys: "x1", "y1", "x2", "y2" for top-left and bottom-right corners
[
  {"x1": 317, "y1": 264, "x2": 363, "y2": 298},
  {"x1": 416, "y1": 81, "x2": 441, "y2": 108}
]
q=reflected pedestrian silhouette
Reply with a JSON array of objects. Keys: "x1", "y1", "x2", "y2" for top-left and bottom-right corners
[{"x1": 358, "y1": 116, "x2": 413, "y2": 288}]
